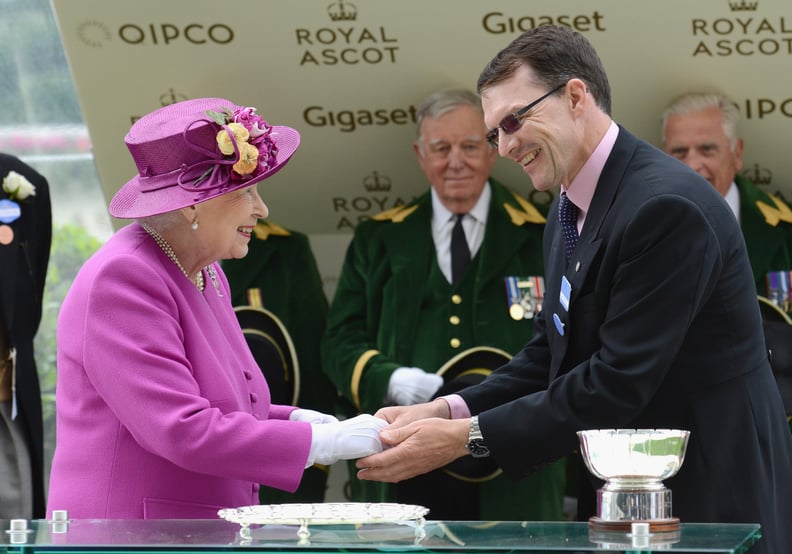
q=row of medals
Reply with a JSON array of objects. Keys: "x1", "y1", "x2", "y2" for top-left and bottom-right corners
[{"x1": 508, "y1": 277, "x2": 544, "y2": 321}]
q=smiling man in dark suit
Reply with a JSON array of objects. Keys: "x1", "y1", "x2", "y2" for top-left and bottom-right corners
[
  {"x1": 355, "y1": 25, "x2": 792, "y2": 554},
  {"x1": 0, "y1": 153, "x2": 51, "y2": 518}
]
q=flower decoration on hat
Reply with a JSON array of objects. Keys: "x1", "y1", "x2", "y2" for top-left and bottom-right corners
[
  {"x1": 207, "y1": 106, "x2": 279, "y2": 179},
  {"x1": 174, "y1": 103, "x2": 286, "y2": 200},
  {"x1": 2, "y1": 171, "x2": 36, "y2": 202}
]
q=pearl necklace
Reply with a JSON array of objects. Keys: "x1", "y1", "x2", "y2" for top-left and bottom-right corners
[{"x1": 142, "y1": 224, "x2": 205, "y2": 291}]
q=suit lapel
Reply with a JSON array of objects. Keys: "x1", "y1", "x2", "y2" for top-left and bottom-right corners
[
  {"x1": 0, "y1": 185, "x2": 19, "y2": 327},
  {"x1": 545, "y1": 128, "x2": 637, "y2": 378},
  {"x1": 566, "y1": 128, "x2": 636, "y2": 303},
  {"x1": 577, "y1": 128, "x2": 635, "y2": 250},
  {"x1": 0, "y1": 244, "x2": 17, "y2": 327}
]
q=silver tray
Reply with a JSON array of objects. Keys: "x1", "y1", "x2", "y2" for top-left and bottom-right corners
[
  {"x1": 218, "y1": 502, "x2": 429, "y2": 526},
  {"x1": 218, "y1": 502, "x2": 429, "y2": 543}
]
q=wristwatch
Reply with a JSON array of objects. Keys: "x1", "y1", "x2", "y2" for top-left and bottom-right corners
[{"x1": 466, "y1": 416, "x2": 490, "y2": 458}]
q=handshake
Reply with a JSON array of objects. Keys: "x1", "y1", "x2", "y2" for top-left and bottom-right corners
[{"x1": 290, "y1": 409, "x2": 388, "y2": 468}]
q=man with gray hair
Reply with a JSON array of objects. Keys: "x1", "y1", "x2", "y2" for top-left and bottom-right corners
[
  {"x1": 661, "y1": 91, "x2": 792, "y2": 299},
  {"x1": 322, "y1": 88, "x2": 566, "y2": 520}
]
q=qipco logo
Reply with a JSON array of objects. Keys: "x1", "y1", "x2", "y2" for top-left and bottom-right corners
[{"x1": 118, "y1": 23, "x2": 234, "y2": 46}]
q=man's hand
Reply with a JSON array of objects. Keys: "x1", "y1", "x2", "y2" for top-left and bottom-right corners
[
  {"x1": 375, "y1": 397, "x2": 451, "y2": 428},
  {"x1": 355, "y1": 417, "x2": 470, "y2": 483}
]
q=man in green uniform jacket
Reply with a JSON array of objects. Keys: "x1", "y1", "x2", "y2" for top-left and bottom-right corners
[
  {"x1": 662, "y1": 91, "x2": 792, "y2": 431},
  {"x1": 734, "y1": 173, "x2": 792, "y2": 295},
  {"x1": 662, "y1": 91, "x2": 792, "y2": 298},
  {"x1": 322, "y1": 89, "x2": 566, "y2": 520},
  {"x1": 223, "y1": 220, "x2": 337, "y2": 502}
]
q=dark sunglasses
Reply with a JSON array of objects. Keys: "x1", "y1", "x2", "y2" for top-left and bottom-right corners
[{"x1": 485, "y1": 83, "x2": 567, "y2": 148}]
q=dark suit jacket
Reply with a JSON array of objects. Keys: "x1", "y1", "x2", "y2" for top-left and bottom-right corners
[
  {"x1": 0, "y1": 153, "x2": 51, "y2": 517},
  {"x1": 460, "y1": 128, "x2": 792, "y2": 553}
]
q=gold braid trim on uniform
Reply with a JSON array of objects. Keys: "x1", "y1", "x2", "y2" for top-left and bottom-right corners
[
  {"x1": 351, "y1": 349, "x2": 380, "y2": 410},
  {"x1": 253, "y1": 220, "x2": 292, "y2": 240},
  {"x1": 371, "y1": 204, "x2": 418, "y2": 223},
  {"x1": 312, "y1": 463, "x2": 330, "y2": 474},
  {"x1": 756, "y1": 195, "x2": 792, "y2": 226},
  {"x1": 504, "y1": 192, "x2": 546, "y2": 226},
  {"x1": 0, "y1": 358, "x2": 9, "y2": 384},
  {"x1": 246, "y1": 288, "x2": 264, "y2": 309}
]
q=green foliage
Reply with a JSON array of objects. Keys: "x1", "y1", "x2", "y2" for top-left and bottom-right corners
[{"x1": 34, "y1": 223, "x2": 103, "y2": 470}]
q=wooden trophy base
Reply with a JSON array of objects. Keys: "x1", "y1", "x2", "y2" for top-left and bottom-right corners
[{"x1": 588, "y1": 516, "x2": 680, "y2": 533}]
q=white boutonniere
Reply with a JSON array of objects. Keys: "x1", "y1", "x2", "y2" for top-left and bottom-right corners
[{"x1": 2, "y1": 171, "x2": 36, "y2": 202}]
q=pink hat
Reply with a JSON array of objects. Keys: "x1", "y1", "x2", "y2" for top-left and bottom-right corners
[{"x1": 109, "y1": 98, "x2": 300, "y2": 219}]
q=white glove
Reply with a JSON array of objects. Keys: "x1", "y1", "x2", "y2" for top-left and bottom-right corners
[
  {"x1": 289, "y1": 408, "x2": 339, "y2": 425},
  {"x1": 306, "y1": 414, "x2": 387, "y2": 467},
  {"x1": 386, "y1": 367, "x2": 444, "y2": 406}
]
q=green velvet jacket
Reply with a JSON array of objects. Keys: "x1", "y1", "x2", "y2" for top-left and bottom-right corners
[
  {"x1": 322, "y1": 180, "x2": 567, "y2": 520},
  {"x1": 322, "y1": 180, "x2": 547, "y2": 415},
  {"x1": 222, "y1": 220, "x2": 334, "y2": 503},
  {"x1": 737, "y1": 174, "x2": 792, "y2": 295},
  {"x1": 739, "y1": 177, "x2": 792, "y2": 432}
]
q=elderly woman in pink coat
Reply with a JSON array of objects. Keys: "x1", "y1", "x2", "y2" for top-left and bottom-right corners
[{"x1": 46, "y1": 98, "x2": 385, "y2": 519}]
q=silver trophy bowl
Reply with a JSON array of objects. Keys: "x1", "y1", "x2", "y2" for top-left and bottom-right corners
[{"x1": 577, "y1": 429, "x2": 690, "y2": 532}]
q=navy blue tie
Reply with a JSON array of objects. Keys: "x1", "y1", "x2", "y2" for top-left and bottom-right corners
[
  {"x1": 451, "y1": 214, "x2": 470, "y2": 284},
  {"x1": 559, "y1": 193, "x2": 579, "y2": 262}
]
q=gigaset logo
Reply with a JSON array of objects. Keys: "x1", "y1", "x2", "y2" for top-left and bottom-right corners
[
  {"x1": 481, "y1": 11, "x2": 606, "y2": 34},
  {"x1": 295, "y1": 2, "x2": 400, "y2": 66},
  {"x1": 303, "y1": 105, "x2": 417, "y2": 133}
]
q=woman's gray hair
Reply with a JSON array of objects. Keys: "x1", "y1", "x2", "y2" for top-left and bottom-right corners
[
  {"x1": 661, "y1": 92, "x2": 741, "y2": 151},
  {"x1": 137, "y1": 210, "x2": 184, "y2": 233}
]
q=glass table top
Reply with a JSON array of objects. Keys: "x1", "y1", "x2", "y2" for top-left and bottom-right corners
[{"x1": 0, "y1": 519, "x2": 761, "y2": 553}]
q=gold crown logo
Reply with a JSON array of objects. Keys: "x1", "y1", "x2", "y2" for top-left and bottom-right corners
[
  {"x1": 363, "y1": 171, "x2": 391, "y2": 192},
  {"x1": 741, "y1": 163, "x2": 772, "y2": 186},
  {"x1": 159, "y1": 88, "x2": 189, "y2": 107},
  {"x1": 729, "y1": 0, "x2": 758, "y2": 11},
  {"x1": 328, "y1": 1, "x2": 357, "y2": 21}
]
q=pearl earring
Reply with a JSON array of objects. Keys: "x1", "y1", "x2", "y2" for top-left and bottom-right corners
[{"x1": 191, "y1": 218, "x2": 199, "y2": 231}]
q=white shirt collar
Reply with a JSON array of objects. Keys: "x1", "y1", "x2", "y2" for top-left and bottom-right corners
[
  {"x1": 431, "y1": 182, "x2": 491, "y2": 283},
  {"x1": 724, "y1": 181, "x2": 740, "y2": 222},
  {"x1": 431, "y1": 181, "x2": 491, "y2": 229}
]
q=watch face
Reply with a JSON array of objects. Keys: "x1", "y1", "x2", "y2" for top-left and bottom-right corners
[{"x1": 467, "y1": 439, "x2": 490, "y2": 458}]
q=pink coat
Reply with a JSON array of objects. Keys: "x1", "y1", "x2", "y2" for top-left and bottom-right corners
[{"x1": 46, "y1": 224, "x2": 311, "y2": 518}]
